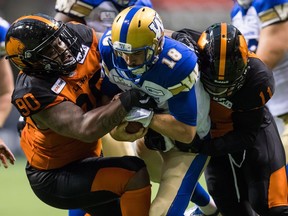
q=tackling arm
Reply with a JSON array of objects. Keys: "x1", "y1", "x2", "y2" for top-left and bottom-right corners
[
  {"x1": 187, "y1": 107, "x2": 264, "y2": 156},
  {"x1": 31, "y1": 89, "x2": 157, "y2": 143},
  {"x1": 32, "y1": 99, "x2": 127, "y2": 143}
]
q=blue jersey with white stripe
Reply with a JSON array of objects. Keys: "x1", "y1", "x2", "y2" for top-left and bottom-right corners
[
  {"x1": 0, "y1": 17, "x2": 9, "y2": 57},
  {"x1": 231, "y1": 0, "x2": 288, "y2": 52},
  {"x1": 77, "y1": 0, "x2": 152, "y2": 8},
  {"x1": 55, "y1": 0, "x2": 152, "y2": 32},
  {"x1": 99, "y1": 31, "x2": 199, "y2": 126}
]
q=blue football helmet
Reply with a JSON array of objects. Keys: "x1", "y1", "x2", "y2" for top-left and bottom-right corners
[{"x1": 109, "y1": 6, "x2": 164, "y2": 82}]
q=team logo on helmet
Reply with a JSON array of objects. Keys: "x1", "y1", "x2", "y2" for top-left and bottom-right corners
[
  {"x1": 148, "y1": 13, "x2": 164, "y2": 41},
  {"x1": 6, "y1": 37, "x2": 26, "y2": 68}
]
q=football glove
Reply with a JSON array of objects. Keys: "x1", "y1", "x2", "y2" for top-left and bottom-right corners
[
  {"x1": 125, "y1": 107, "x2": 154, "y2": 128},
  {"x1": 172, "y1": 30, "x2": 198, "y2": 53},
  {"x1": 144, "y1": 128, "x2": 174, "y2": 152},
  {"x1": 175, "y1": 134, "x2": 202, "y2": 153},
  {"x1": 120, "y1": 89, "x2": 157, "y2": 111}
]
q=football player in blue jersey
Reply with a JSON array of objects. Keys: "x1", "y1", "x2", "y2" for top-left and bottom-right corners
[
  {"x1": 231, "y1": 0, "x2": 288, "y2": 174},
  {"x1": 55, "y1": 0, "x2": 153, "y2": 32},
  {"x1": 99, "y1": 6, "x2": 219, "y2": 216},
  {"x1": 171, "y1": 23, "x2": 288, "y2": 216},
  {"x1": 55, "y1": 2, "x2": 219, "y2": 215},
  {"x1": 0, "y1": 17, "x2": 16, "y2": 169}
]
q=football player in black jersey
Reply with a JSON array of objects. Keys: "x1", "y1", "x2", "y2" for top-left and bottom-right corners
[{"x1": 171, "y1": 23, "x2": 288, "y2": 216}]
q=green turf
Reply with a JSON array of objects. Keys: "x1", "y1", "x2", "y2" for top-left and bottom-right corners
[
  {"x1": 0, "y1": 157, "x2": 67, "y2": 216},
  {"x1": 0, "y1": 157, "x2": 204, "y2": 215}
]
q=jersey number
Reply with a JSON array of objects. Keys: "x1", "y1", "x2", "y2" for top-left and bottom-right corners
[
  {"x1": 14, "y1": 93, "x2": 41, "y2": 117},
  {"x1": 162, "y1": 48, "x2": 182, "y2": 69}
]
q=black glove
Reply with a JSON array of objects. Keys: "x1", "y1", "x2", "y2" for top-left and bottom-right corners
[
  {"x1": 175, "y1": 134, "x2": 202, "y2": 153},
  {"x1": 144, "y1": 128, "x2": 167, "y2": 151},
  {"x1": 119, "y1": 89, "x2": 157, "y2": 111},
  {"x1": 172, "y1": 31, "x2": 198, "y2": 53}
]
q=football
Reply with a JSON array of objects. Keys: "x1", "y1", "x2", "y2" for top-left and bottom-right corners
[{"x1": 125, "y1": 121, "x2": 144, "y2": 134}]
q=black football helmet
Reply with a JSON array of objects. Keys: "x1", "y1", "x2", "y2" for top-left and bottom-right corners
[
  {"x1": 5, "y1": 13, "x2": 84, "y2": 76},
  {"x1": 198, "y1": 22, "x2": 248, "y2": 99}
]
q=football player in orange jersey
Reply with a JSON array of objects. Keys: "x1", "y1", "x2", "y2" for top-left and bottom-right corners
[
  {"x1": 0, "y1": 16, "x2": 15, "y2": 169},
  {"x1": 5, "y1": 13, "x2": 157, "y2": 216},
  {"x1": 54, "y1": 0, "x2": 154, "y2": 164},
  {"x1": 172, "y1": 23, "x2": 288, "y2": 216}
]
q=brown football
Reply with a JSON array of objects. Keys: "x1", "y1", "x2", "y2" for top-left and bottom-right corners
[{"x1": 125, "y1": 121, "x2": 144, "y2": 134}]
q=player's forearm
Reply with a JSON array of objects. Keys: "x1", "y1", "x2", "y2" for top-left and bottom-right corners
[
  {"x1": 0, "y1": 95, "x2": 12, "y2": 127},
  {"x1": 80, "y1": 100, "x2": 128, "y2": 142},
  {"x1": 33, "y1": 99, "x2": 127, "y2": 143},
  {"x1": 149, "y1": 113, "x2": 196, "y2": 143},
  {"x1": 257, "y1": 22, "x2": 288, "y2": 69}
]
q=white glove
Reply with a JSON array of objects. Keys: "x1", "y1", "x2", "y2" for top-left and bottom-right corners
[{"x1": 125, "y1": 107, "x2": 154, "y2": 128}]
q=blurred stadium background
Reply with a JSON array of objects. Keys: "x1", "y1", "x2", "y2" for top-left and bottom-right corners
[{"x1": 0, "y1": 0, "x2": 233, "y2": 215}]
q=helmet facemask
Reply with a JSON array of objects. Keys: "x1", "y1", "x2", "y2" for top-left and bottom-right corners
[
  {"x1": 198, "y1": 23, "x2": 249, "y2": 99},
  {"x1": 24, "y1": 24, "x2": 83, "y2": 76},
  {"x1": 110, "y1": 6, "x2": 164, "y2": 83},
  {"x1": 6, "y1": 15, "x2": 84, "y2": 77},
  {"x1": 201, "y1": 63, "x2": 248, "y2": 99},
  {"x1": 109, "y1": 37, "x2": 161, "y2": 82}
]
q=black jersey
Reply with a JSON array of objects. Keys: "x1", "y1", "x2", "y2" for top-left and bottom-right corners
[
  {"x1": 11, "y1": 22, "x2": 103, "y2": 170},
  {"x1": 174, "y1": 29, "x2": 275, "y2": 155}
]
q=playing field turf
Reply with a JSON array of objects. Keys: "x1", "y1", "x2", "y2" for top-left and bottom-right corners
[{"x1": 0, "y1": 157, "x2": 203, "y2": 216}]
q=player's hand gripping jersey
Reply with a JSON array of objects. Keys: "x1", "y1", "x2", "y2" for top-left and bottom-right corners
[
  {"x1": 55, "y1": 0, "x2": 153, "y2": 32},
  {"x1": 11, "y1": 22, "x2": 103, "y2": 170}
]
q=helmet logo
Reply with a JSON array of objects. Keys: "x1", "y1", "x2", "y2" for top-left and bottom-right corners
[
  {"x1": 6, "y1": 37, "x2": 25, "y2": 56},
  {"x1": 6, "y1": 37, "x2": 27, "y2": 67},
  {"x1": 148, "y1": 13, "x2": 163, "y2": 40}
]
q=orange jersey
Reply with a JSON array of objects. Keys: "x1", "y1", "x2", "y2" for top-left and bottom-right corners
[{"x1": 12, "y1": 23, "x2": 103, "y2": 170}]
